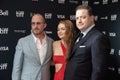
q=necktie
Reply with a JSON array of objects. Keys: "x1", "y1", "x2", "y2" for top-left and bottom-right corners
[
  {"x1": 75, "y1": 33, "x2": 83, "y2": 43},
  {"x1": 79, "y1": 33, "x2": 84, "y2": 39}
]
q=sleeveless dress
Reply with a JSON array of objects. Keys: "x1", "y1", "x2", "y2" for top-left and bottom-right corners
[{"x1": 53, "y1": 42, "x2": 67, "y2": 80}]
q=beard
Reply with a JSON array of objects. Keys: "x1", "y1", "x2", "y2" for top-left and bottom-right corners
[{"x1": 32, "y1": 29, "x2": 43, "y2": 35}]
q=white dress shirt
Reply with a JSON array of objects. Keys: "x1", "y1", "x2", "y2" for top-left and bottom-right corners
[
  {"x1": 32, "y1": 33, "x2": 47, "y2": 64},
  {"x1": 81, "y1": 24, "x2": 95, "y2": 38}
]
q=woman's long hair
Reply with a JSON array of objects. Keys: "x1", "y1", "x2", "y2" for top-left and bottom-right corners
[{"x1": 58, "y1": 20, "x2": 76, "y2": 60}]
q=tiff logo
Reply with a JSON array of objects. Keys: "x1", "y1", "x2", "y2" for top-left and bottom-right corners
[
  {"x1": 45, "y1": 13, "x2": 52, "y2": 19},
  {"x1": 0, "y1": 10, "x2": 9, "y2": 16},
  {"x1": 0, "y1": 63, "x2": 7, "y2": 70},
  {"x1": 70, "y1": 15, "x2": 75, "y2": 20},
  {"x1": 82, "y1": 0, "x2": 88, "y2": 6},
  {"x1": 0, "y1": 46, "x2": 9, "y2": 51},
  {"x1": 16, "y1": 11, "x2": 24, "y2": 17},
  {"x1": 103, "y1": 0, "x2": 108, "y2": 5},
  {"x1": 111, "y1": 14, "x2": 117, "y2": 21},
  {"x1": 0, "y1": 28, "x2": 8, "y2": 34},
  {"x1": 110, "y1": 48, "x2": 115, "y2": 55}
]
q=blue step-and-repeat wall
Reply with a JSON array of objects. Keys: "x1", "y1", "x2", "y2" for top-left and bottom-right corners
[{"x1": 0, "y1": 0, "x2": 120, "y2": 80}]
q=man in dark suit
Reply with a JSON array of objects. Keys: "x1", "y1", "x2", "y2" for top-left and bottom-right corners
[{"x1": 64, "y1": 5, "x2": 111, "y2": 80}]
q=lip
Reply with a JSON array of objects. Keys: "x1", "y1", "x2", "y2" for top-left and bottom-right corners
[
  {"x1": 78, "y1": 23, "x2": 84, "y2": 26},
  {"x1": 58, "y1": 34, "x2": 63, "y2": 36},
  {"x1": 58, "y1": 33, "x2": 64, "y2": 37}
]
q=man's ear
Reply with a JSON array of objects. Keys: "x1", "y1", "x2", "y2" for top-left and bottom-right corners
[
  {"x1": 91, "y1": 15, "x2": 95, "y2": 22},
  {"x1": 44, "y1": 23, "x2": 47, "y2": 28}
]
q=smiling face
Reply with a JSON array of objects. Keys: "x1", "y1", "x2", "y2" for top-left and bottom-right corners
[
  {"x1": 57, "y1": 23, "x2": 66, "y2": 40},
  {"x1": 75, "y1": 9, "x2": 94, "y2": 32}
]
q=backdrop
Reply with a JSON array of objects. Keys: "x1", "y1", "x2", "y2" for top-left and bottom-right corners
[{"x1": 0, "y1": 0, "x2": 120, "y2": 80}]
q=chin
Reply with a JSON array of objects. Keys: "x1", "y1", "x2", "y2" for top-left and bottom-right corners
[{"x1": 33, "y1": 32, "x2": 39, "y2": 35}]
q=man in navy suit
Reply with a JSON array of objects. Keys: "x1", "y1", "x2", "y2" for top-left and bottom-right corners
[{"x1": 64, "y1": 5, "x2": 111, "y2": 80}]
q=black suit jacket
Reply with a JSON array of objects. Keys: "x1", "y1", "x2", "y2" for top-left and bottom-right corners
[{"x1": 64, "y1": 27, "x2": 111, "y2": 80}]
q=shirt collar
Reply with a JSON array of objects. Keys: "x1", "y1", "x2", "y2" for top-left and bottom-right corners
[
  {"x1": 32, "y1": 32, "x2": 46, "y2": 43},
  {"x1": 81, "y1": 24, "x2": 95, "y2": 37}
]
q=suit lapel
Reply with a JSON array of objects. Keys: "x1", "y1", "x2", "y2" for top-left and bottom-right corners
[
  {"x1": 29, "y1": 34, "x2": 41, "y2": 64},
  {"x1": 69, "y1": 27, "x2": 96, "y2": 60},
  {"x1": 79, "y1": 27, "x2": 96, "y2": 45},
  {"x1": 42, "y1": 36, "x2": 51, "y2": 64}
]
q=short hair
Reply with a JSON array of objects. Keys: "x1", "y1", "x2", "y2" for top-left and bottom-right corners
[
  {"x1": 32, "y1": 13, "x2": 46, "y2": 23},
  {"x1": 75, "y1": 5, "x2": 94, "y2": 16}
]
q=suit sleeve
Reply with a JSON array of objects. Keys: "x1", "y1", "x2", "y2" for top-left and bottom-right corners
[
  {"x1": 12, "y1": 39, "x2": 24, "y2": 80},
  {"x1": 91, "y1": 35, "x2": 110, "y2": 80}
]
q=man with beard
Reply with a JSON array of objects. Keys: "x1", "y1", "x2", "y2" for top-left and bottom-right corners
[{"x1": 12, "y1": 13, "x2": 54, "y2": 80}]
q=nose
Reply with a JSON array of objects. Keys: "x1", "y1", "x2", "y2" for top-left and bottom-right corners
[
  {"x1": 78, "y1": 18, "x2": 82, "y2": 23},
  {"x1": 78, "y1": 18, "x2": 81, "y2": 22},
  {"x1": 58, "y1": 29, "x2": 62, "y2": 35},
  {"x1": 58, "y1": 30, "x2": 61, "y2": 33}
]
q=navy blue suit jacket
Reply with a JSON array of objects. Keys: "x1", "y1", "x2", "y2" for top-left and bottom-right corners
[{"x1": 64, "y1": 27, "x2": 111, "y2": 80}]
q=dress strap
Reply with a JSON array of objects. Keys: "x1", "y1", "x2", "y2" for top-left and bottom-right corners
[{"x1": 60, "y1": 42, "x2": 66, "y2": 55}]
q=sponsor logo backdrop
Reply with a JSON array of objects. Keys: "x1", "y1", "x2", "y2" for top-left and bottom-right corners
[{"x1": 0, "y1": 0, "x2": 120, "y2": 80}]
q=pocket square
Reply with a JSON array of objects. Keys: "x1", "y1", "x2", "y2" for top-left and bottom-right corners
[{"x1": 79, "y1": 45, "x2": 86, "y2": 48}]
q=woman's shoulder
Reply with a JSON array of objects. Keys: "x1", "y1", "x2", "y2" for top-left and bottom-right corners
[
  {"x1": 53, "y1": 40, "x2": 61, "y2": 46},
  {"x1": 53, "y1": 40, "x2": 61, "y2": 44}
]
